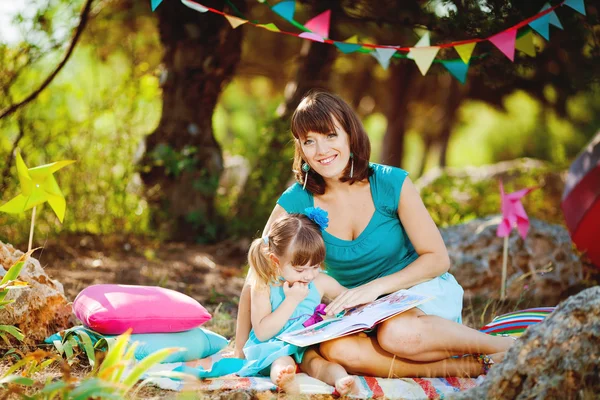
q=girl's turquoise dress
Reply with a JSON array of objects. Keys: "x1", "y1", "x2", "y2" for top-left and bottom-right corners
[
  {"x1": 178, "y1": 280, "x2": 322, "y2": 378},
  {"x1": 277, "y1": 163, "x2": 464, "y2": 323},
  {"x1": 237, "y1": 280, "x2": 321, "y2": 376}
]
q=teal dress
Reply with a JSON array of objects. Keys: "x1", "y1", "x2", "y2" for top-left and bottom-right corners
[
  {"x1": 177, "y1": 280, "x2": 322, "y2": 379},
  {"x1": 277, "y1": 163, "x2": 464, "y2": 323},
  {"x1": 238, "y1": 280, "x2": 322, "y2": 376}
]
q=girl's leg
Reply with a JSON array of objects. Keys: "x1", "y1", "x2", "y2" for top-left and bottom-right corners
[
  {"x1": 300, "y1": 348, "x2": 359, "y2": 395},
  {"x1": 377, "y1": 309, "x2": 515, "y2": 362},
  {"x1": 320, "y1": 333, "x2": 494, "y2": 378},
  {"x1": 270, "y1": 356, "x2": 298, "y2": 393}
]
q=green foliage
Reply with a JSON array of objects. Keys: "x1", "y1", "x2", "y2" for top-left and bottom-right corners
[
  {"x1": 0, "y1": 251, "x2": 33, "y2": 345},
  {"x1": 149, "y1": 144, "x2": 198, "y2": 178},
  {"x1": 3, "y1": 331, "x2": 185, "y2": 399},
  {"x1": 419, "y1": 161, "x2": 566, "y2": 228}
]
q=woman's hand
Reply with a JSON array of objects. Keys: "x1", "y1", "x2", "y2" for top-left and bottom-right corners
[{"x1": 324, "y1": 282, "x2": 384, "y2": 316}]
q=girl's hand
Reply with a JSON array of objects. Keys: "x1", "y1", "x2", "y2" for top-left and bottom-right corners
[
  {"x1": 283, "y1": 281, "x2": 309, "y2": 304},
  {"x1": 324, "y1": 282, "x2": 383, "y2": 316}
]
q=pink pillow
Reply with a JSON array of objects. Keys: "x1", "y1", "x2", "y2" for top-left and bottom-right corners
[{"x1": 73, "y1": 284, "x2": 211, "y2": 334}]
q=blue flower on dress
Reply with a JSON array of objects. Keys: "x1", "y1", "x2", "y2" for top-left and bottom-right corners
[{"x1": 304, "y1": 207, "x2": 329, "y2": 230}]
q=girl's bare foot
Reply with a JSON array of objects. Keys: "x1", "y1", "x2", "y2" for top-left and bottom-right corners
[
  {"x1": 335, "y1": 375, "x2": 359, "y2": 396},
  {"x1": 274, "y1": 364, "x2": 299, "y2": 393}
]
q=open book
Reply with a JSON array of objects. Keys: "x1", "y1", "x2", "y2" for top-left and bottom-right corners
[{"x1": 277, "y1": 289, "x2": 433, "y2": 347}]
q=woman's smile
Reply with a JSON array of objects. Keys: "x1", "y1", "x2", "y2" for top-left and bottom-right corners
[{"x1": 318, "y1": 154, "x2": 338, "y2": 165}]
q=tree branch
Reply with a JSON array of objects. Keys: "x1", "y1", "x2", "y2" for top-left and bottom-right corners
[{"x1": 0, "y1": 0, "x2": 94, "y2": 121}]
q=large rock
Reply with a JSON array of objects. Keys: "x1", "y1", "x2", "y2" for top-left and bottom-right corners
[
  {"x1": 442, "y1": 216, "x2": 584, "y2": 303},
  {"x1": 0, "y1": 241, "x2": 73, "y2": 345},
  {"x1": 455, "y1": 286, "x2": 600, "y2": 399}
]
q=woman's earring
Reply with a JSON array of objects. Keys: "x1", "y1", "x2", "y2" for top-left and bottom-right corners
[
  {"x1": 350, "y1": 152, "x2": 354, "y2": 178},
  {"x1": 302, "y1": 163, "x2": 311, "y2": 190}
]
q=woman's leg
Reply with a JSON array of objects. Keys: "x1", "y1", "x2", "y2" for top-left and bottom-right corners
[
  {"x1": 300, "y1": 348, "x2": 359, "y2": 395},
  {"x1": 320, "y1": 333, "x2": 490, "y2": 378},
  {"x1": 270, "y1": 356, "x2": 299, "y2": 393},
  {"x1": 376, "y1": 309, "x2": 515, "y2": 362}
]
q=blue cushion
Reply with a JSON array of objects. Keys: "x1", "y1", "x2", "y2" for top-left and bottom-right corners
[
  {"x1": 46, "y1": 326, "x2": 228, "y2": 363},
  {"x1": 129, "y1": 327, "x2": 229, "y2": 363}
]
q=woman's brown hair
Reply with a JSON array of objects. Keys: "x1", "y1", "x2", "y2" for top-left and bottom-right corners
[
  {"x1": 247, "y1": 214, "x2": 325, "y2": 287},
  {"x1": 290, "y1": 90, "x2": 372, "y2": 195}
]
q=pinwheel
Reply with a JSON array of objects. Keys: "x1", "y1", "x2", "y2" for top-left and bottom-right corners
[
  {"x1": 0, "y1": 153, "x2": 75, "y2": 251},
  {"x1": 496, "y1": 181, "x2": 536, "y2": 300}
]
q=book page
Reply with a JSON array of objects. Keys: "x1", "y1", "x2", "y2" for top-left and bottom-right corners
[{"x1": 277, "y1": 289, "x2": 433, "y2": 347}]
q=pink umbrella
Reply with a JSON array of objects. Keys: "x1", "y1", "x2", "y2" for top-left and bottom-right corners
[{"x1": 561, "y1": 131, "x2": 600, "y2": 268}]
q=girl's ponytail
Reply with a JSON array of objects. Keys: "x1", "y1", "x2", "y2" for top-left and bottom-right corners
[{"x1": 248, "y1": 237, "x2": 278, "y2": 287}]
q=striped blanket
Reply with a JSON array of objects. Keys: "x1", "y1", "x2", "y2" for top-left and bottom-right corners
[{"x1": 144, "y1": 356, "x2": 487, "y2": 399}]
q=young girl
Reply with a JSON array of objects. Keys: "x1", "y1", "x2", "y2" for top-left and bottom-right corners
[{"x1": 240, "y1": 209, "x2": 359, "y2": 395}]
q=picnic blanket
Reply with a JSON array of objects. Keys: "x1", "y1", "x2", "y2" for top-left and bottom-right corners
[{"x1": 142, "y1": 353, "x2": 487, "y2": 399}]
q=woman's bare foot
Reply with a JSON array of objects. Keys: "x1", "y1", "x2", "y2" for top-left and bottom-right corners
[
  {"x1": 489, "y1": 351, "x2": 506, "y2": 364},
  {"x1": 335, "y1": 375, "x2": 359, "y2": 396},
  {"x1": 274, "y1": 364, "x2": 299, "y2": 393}
]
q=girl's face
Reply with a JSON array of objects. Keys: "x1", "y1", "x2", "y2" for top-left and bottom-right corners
[
  {"x1": 273, "y1": 254, "x2": 321, "y2": 284},
  {"x1": 300, "y1": 120, "x2": 351, "y2": 181}
]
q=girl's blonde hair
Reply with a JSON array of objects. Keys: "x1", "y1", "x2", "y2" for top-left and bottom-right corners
[{"x1": 248, "y1": 214, "x2": 325, "y2": 287}]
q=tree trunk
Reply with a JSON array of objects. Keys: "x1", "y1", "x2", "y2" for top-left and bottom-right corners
[
  {"x1": 139, "y1": 0, "x2": 244, "y2": 242},
  {"x1": 234, "y1": 3, "x2": 339, "y2": 237},
  {"x1": 438, "y1": 76, "x2": 463, "y2": 167},
  {"x1": 380, "y1": 62, "x2": 417, "y2": 168}
]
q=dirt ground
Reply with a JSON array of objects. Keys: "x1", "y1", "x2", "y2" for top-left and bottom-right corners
[{"x1": 37, "y1": 233, "x2": 250, "y2": 326}]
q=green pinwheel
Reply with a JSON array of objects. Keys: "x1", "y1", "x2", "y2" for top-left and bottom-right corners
[{"x1": 0, "y1": 153, "x2": 75, "y2": 222}]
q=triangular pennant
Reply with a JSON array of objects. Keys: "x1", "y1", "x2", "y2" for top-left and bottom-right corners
[
  {"x1": 489, "y1": 28, "x2": 517, "y2": 61},
  {"x1": 181, "y1": 0, "x2": 209, "y2": 13},
  {"x1": 441, "y1": 60, "x2": 469, "y2": 84},
  {"x1": 454, "y1": 43, "x2": 476, "y2": 64},
  {"x1": 272, "y1": 1, "x2": 295, "y2": 21},
  {"x1": 334, "y1": 35, "x2": 362, "y2": 54},
  {"x1": 304, "y1": 10, "x2": 330, "y2": 38},
  {"x1": 564, "y1": 0, "x2": 586, "y2": 15},
  {"x1": 406, "y1": 32, "x2": 431, "y2": 60},
  {"x1": 370, "y1": 48, "x2": 396, "y2": 70},
  {"x1": 151, "y1": 0, "x2": 163, "y2": 11},
  {"x1": 410, "y1": 47, "x2": 440, "y2": 75},
  {"x1": 258, "y1": 23, "x2": 280, "y2": 32},
  {"x1": 529, "y1": 16, "x2": 551, "y2": 40},
  {"x1": 298, "y1": 32, "x2": 324, "y2": 42},
  {"x1": 224, "y1": 15, "x2": 247, "y2": 29},
  {"x1": 515, "y1": 31, "x2": 536, "y2": 57},
  {"x1": 541, "y1": 3, "x2": 563, "y2": 29}
]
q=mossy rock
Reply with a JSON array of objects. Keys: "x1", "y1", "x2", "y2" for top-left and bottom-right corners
[{"x1": 416, "y1": 158, "x2": 566, "y2": 228}]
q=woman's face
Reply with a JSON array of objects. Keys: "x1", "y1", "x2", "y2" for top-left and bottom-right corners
[{"x1": 300, "y1": 120, "x2": 351, "y2": 181}]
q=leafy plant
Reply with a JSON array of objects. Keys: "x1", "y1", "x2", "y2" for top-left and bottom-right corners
[
  {"x1": 0, "y1": 249, "x2": 35, "y2": 344},
  {"x1": 5, "y1": 330, "x2": 186, "y2": 399}
]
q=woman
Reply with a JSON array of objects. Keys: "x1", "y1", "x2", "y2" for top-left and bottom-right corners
[{"x1": 235, "y1": 90, "x2": 514, "y2": 377}]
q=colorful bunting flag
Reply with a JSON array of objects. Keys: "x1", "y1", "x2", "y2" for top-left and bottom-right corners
[
  {"x1": 542, "y1": 3, "x2": 564, "y2": 30},
  {"x1": 441, "y1": 60, "x2": 469, "y2": 84},
  {"x1": 298, "y1": 32, "x2": 324, "y2": 42},
  {"x1": 303, "y1": 10, "x2": 330, "y2": 38},
  {"x1": 515, "y1": 31, "x2": 536, "y2": 57},
  {"x1": 225, "y1": 15, "x2": 247, "y2": 29},
  {"x1": 529, "y1": 3, "x2": 563, "y2": 40},
  {"x1": 257, "y1": 23, "x2": 280, "y2": 32},
  {"x1": 410, "y1": 47, "x2": 440, "y2": 75},
  {"x1": 489, "y1": 28, "x2": 517, "y2": 61},
  {"x1": 564, "y1": 0, "x2": 586, "y2": 15},
  {"x1": 272, "y1": 1, "x2": 295, "y2": 21},
  {"x1": 181, "y1": 0, "x2": 208, "y2": 13},
  {"x1": 454, "y1": 43, "x2": 476, "y2": 64},
  {"x1": 151, "y1": 0, "x2": 163, "y2": 12},
  {"x1": 406, "y1": 32, "x2": 431, "y2": 60},
  {"x1": 334, "y1": 35, "x2": 362, "y2": 54},
  {"x1": 370, "y1": 47, "x2": 396, "y2": 70}
]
